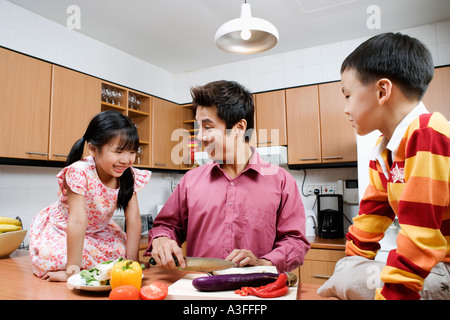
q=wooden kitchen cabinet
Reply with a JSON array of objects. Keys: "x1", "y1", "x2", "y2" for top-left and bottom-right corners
[
  {"x1": 286, "y1": 82, "x2": 357, "y2": 165},
  {"x1": 49, "y1": 66, "x2": 101, "y2": 161},
  {"x1": 0, "y1": 48, "x2": 52, "y2": 160},
  {"x1": 318, "y1": 81, "x2": 357, "y2": 163},
  {"x1": 285, "y1": 86, "x2": 322, "y2": 164},
  {"x1": 180, "y1": 103, "x2": 199, "y2": 169},
  {"x1": 152, "y1": 98, "x2": 182, "y2": 169},
  {"x1": 422, "y1": 66, "x2": 450, "y2": 119},
  {"x1": 300, "y1": 248, "x2": 346, "y2": 285},
  {"x1": 254, "y1": 90, "x2": 287, "y2": 147}
]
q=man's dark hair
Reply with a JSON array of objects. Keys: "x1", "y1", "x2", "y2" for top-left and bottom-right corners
[
  {"x1": 190, "y1": 80, "x2": 254, "y2": 135},
  {"x1": 341, "y1": 32, "x2": 434, "y2": 101}
]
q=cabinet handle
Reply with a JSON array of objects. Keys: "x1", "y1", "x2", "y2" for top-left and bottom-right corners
[
  {"x1": 53, "y1": 154, "x2": 68, "y2": 157},
  {"x1": 154, "y1": 163, "x2": 167, "y2": 166},
  {"x1": 313, "y1": 274, "x2": 331, "y2": 279},
  {"x1": 322, "y1": 156, "x2": 343, "y2": 160},
  {"x1": 26, "y1": 151, "x2": 49, "y2": 156},
  {"x1": 299, "y1": 157, "x2": 319, "y2": 161},
  {"x1": 257, "y1": 141, "x2": 272, "y2": 144}
]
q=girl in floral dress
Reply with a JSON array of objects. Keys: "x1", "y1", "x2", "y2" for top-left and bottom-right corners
[{"x1": 30, "y1": 110, "x2": 151, "y2": 282}]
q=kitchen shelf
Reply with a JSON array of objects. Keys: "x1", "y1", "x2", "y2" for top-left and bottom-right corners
[
  {"x1": 100, "y1": 82, "x2": 152, "y2": 167},
  {"x1": 180, "y1": 103, "x2": 200, "y2": 169}
]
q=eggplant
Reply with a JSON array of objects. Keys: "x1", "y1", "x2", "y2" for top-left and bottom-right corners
[{"x1": 192, "y1": 272, "x2": 297, "y2": 292}]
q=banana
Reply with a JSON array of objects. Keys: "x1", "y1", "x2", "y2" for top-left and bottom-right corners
[
  {"x1": 0, "y1": 217, "x2": 22, "y2": 226},
  {"x1": 0, "y1": 224, "x2": 21, "y2": 233}
]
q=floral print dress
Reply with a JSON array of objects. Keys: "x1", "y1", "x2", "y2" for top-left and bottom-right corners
[{"x1": 29, "y1": 156, "x2": 151, "y2": 277}]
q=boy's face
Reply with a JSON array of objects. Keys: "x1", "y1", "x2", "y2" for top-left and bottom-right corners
[
  {"x1": 195, "y1": 106, "x2": 237, "y2": 162},
  {"x1": 341, "y1": 68, "x2": 383, "y2": 136}
]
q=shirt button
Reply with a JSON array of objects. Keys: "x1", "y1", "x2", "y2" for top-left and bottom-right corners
[
  {"x1": 230, "y1": 182, "x2": 234, "y2": 186},
  {"x1": 228, "y1": 201, "x2": 233, "y2": 206}
]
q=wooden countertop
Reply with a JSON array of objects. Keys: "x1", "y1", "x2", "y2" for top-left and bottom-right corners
[
  {"x1": 0, "y1": 250, "x2": 331, "y2": 300},
  {"x1": 307, "y1": 236, "x2": 346, "y2": 250}
]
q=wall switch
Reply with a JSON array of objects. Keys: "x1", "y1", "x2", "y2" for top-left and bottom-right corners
[{"x1": 321, "y1": 185, "x2": 336, "y2": 194}]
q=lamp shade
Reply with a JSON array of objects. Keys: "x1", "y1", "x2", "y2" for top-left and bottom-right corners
[{"x1": 215, "y1": 3, "x2": 279, "y2": 54}]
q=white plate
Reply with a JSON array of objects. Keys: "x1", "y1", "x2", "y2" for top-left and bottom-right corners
[{"x1": 67, "y1": 273, "x2": 111, "y2": 291}]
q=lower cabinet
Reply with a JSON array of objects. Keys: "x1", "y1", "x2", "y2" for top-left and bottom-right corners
[{"x1": 299, "y1": 248, "x2": 346, "y2": 285}]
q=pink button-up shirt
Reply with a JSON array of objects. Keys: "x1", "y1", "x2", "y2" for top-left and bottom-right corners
[{"x1": 145, "y1": 150, "x2": 310, "y2": 272}]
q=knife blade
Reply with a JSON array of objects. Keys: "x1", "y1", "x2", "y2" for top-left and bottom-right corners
[{"x1": 149, "y1": 256, "x2": 237, "y2": 272}]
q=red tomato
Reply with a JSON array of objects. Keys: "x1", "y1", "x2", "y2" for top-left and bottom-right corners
[
  {"x1": 109, "y1": 285, "x2": 140, "y2": 300},
  {"x1": 139, "y1": 281, "x2": 169, "y2": 300}
]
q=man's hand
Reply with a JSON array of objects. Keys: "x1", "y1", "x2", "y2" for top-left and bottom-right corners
[
  {"x1": 150, "y1": 237, "x2": 185, "y2": 269},
  {"x1": 226, "y1": 249, "x2": 273, "y2": 267}
]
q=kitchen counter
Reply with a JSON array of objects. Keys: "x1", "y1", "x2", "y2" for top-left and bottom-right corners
[
  {"x1": 307, "y1": 236, "x2": 346, "y2": 250},
  {"x1": 0, "y1": 250, "x2": 331, "y2": 300}
]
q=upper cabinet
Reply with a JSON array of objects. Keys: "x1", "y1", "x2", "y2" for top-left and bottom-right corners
[
  {"x1": 422, "y1": 66, "x2": 450, "y2": 119},
  {"x1": 285, "y1": 86, "x2": 322, "y2": 164},
  {"x1": 286, "y1": 82, "x2": 357, "y2": 165},
  {"x1": 152, "y1": 98, "x2": 182, "y2": 170},
  {"x1": 318, "y1": 81, "x2": 357, "y2": 163},
  {"x1": 49, "y1": 66, "x2": 101, "y2": 161},
  {"x1": 254, "y1": 91, "x2": 287, "y2": 147},
  {"x1": 0, "y1": 48, "x2": 52, "y2": 160}
]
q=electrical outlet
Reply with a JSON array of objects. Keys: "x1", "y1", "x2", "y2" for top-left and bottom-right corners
[
  {"x1": 321, "y1": 185, "x2": 336, "y2": 194},
  {"x1": 305, "y1": 185, "x2": 322, "y2": 195}
]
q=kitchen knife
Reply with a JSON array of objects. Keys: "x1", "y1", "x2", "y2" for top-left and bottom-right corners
[{"x1": 149, "y1": 256, "x2": 237, "y2": 272}]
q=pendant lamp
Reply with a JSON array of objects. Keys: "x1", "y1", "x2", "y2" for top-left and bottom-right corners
[{"x1": 215, "y1": 1, "x2": 279, "y2": 54}]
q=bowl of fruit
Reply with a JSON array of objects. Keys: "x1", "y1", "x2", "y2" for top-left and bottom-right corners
[{"x1": 0, "y1": 217, "x2": 27, "y2": 259}]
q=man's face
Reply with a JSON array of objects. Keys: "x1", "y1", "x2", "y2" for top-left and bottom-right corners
[{"x1": 195, "y1": 106, "x2": 236, "y2": 163}]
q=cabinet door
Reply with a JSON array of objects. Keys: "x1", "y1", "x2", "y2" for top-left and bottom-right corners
[
  {"x1": 49, "y1": 66, "x2": 101, "y2": 161},
  {"x1": 319, "y1": 82, "x2": 357, "y2": 163},
  {"x1": 285, "y1": 86, "x2": 322, "y2": 164},
  {"x1": 0, "y1": 48, "x2": 52, "y2": 160},
  {"x1": 152, "y1": 98, "x2": 181, "y2": 169},
  {"x1": 254, "y1": 91, "x2": 287, "y2": 146},
  {"x1": 422, "y1": 66, "x2": 450, "y2": 119}
]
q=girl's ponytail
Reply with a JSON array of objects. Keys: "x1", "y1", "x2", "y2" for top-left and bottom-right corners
[{"x1": 65, "y1": 136, "x2": 86, "y2": 166}]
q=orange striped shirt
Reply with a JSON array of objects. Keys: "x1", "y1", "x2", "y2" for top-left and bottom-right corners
[{"x1": 346, "y1": 106, "x2": 450, "y2": 300}]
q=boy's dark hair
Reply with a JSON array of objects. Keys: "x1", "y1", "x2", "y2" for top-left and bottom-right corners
[
  {"x1": 341, "y1": 32, "x2": 434, "y2": 101},
  {"x1": 190, "y1": 80, "x2": 254, "y2": 141},
  {"x1": 66, "y1": 110, "x2": 139, "y2": 211}
]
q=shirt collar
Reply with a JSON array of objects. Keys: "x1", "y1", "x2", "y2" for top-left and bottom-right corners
[
  {"x1": 370, "y1": 101, "x2": 429, "y2": 159},
  {"x1": 208, "y1": 147, "x2": 269, "y2": 179}
]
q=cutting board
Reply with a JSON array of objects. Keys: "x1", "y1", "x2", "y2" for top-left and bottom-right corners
[{"x1": 166, "y1": 266, "x2": 298, "y2": 300}]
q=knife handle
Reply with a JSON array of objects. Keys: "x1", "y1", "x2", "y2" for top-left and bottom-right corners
[{"x1": 149, "y1": 255, "x2": 180, "y2": 267}]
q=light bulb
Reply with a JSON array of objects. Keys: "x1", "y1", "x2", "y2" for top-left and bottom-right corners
[{"x1": 240, "y1": 29, "x2": 251, "y2": 40}]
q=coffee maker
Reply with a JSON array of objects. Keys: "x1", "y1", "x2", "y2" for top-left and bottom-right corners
[{"x1": 316, "y1": 194, "x2": 344, "y2": 239}]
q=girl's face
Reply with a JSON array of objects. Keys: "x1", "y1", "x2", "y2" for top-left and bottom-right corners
[{"x1": 89, "y1": 136, "x2": 136, "y2": 187}]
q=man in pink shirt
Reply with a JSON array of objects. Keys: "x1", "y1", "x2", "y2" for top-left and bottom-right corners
[{"x1": 145, "y1": 80, "x2": 310, "y2": 272}]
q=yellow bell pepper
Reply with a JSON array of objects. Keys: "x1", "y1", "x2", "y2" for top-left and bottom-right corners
[{"x1": 110, "y1": 260, "x2": 142, "y2": 290}]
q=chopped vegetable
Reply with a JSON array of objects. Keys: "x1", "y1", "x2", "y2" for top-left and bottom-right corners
[
  {"x1": 140, "y1": 282, "x2": 169, "y2": 300},
  {"x1": 79, "y1": 257, "x2": 124, "y2": 286}
]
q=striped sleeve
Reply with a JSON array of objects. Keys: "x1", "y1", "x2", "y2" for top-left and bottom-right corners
[
  {"x1": 378, "y1": 113, "x2": 449, "y2": 300},
  {"x1": 346, "y1": 141, "x2": 395, "y2": 259}
]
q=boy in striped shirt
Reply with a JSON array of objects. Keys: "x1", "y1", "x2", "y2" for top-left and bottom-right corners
[{"x1": 341, "y1": 33, "x2": 450, "y2": 300}]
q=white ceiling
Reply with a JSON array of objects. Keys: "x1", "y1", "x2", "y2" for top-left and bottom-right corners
[{"x1": 7, "y1": 0, "x2": 450, "y2": 74}]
